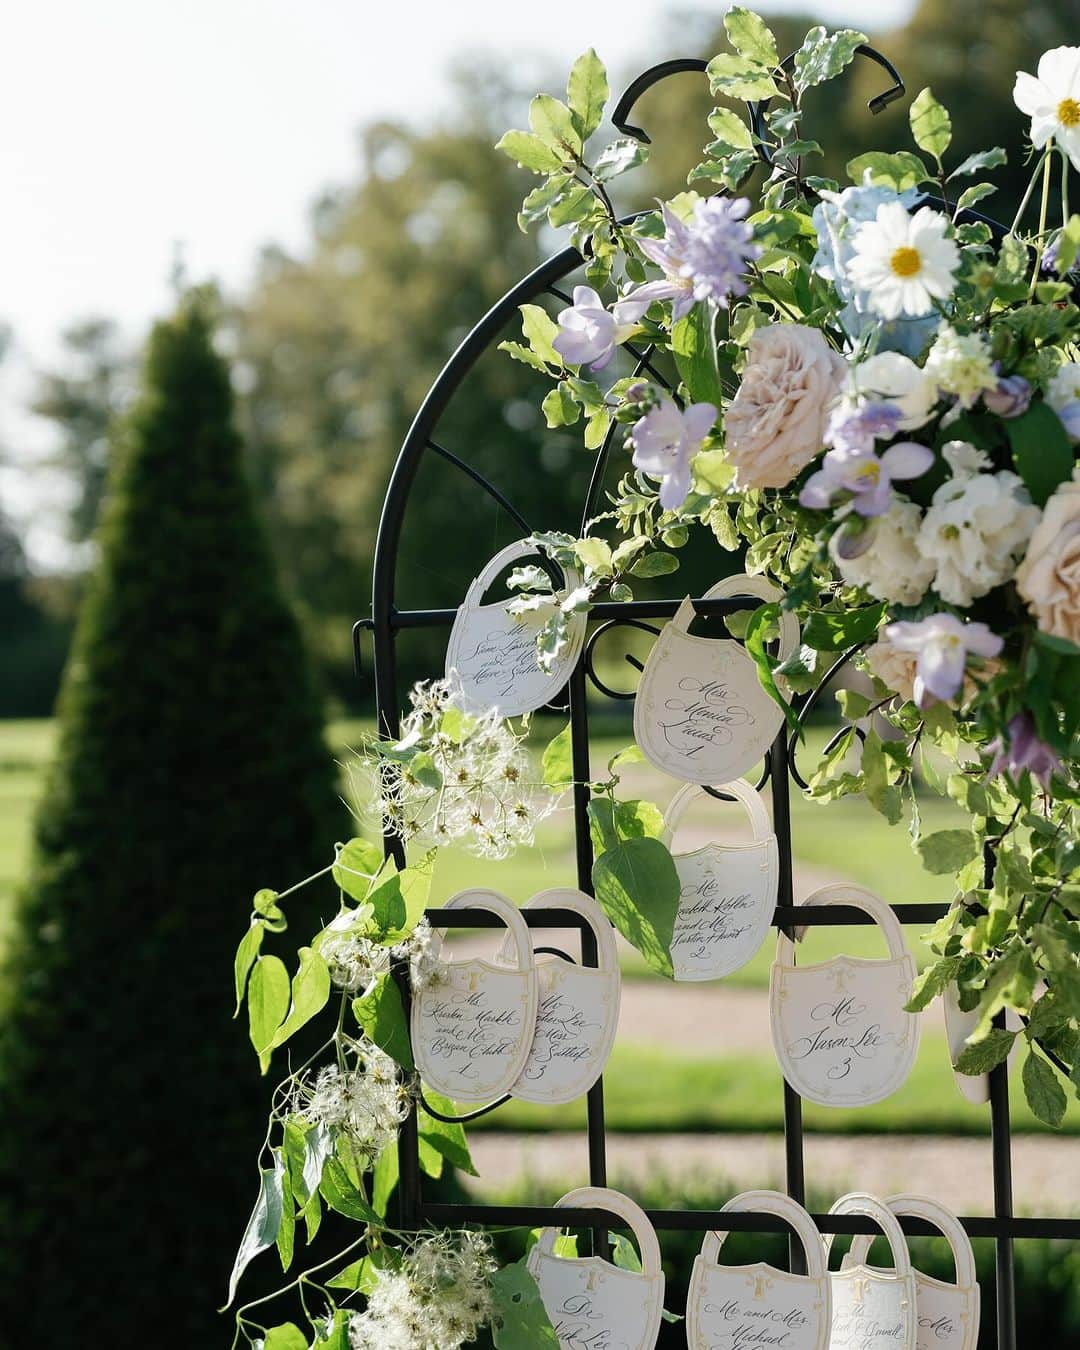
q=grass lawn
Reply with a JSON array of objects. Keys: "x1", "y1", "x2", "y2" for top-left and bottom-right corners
[{"x1": 4, "y1": 715, "x2": 1067, "y2": 1137}]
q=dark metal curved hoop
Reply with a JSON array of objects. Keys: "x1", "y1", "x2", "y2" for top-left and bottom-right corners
[{"x1": 583, "y1": 617, "x2": 660, "y2": 700}]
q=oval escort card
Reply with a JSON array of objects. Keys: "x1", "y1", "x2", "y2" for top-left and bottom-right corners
[
  {"x1": 769, "y1": 884, "x2": 920, "y2": 1107},
  {"x1": 445, "y1": 538, "x2": 587, "y2": 717},
  {"x1": 845, "y1": 1195, "x2": 980, "y2": 1350},
  {"x1": 663, "y1": 780, "x2": 778, "y2": 981},
  {"x1": 686, "y1": 1190, "x2": 830, "y2": 1350},
  {"x1": 529, "y1": 1187, "x2": 665, "y2": 1350},
  {"x1": 411, "y1": 889, "x2": 538, "y2": 1104},
  {"x1": 498, "y1": 888, "x2": 621, "y2": 1105},
  {"x1": 633, "y1": 574, "x2": 800, "y2": 784},
  {"x1": 826, "y1": 1193, "x2": 917, "y2": 1350}
]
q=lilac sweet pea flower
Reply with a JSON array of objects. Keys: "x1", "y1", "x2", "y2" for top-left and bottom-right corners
[
  {"x1": 1058, "y1": 401, "x2": 1080, "y2": 440},
  {"x1": 983, "y1": 374, "x2": 1032, "y2": 418},
  {"x1": 617, "y1": 203, "x2": 696, "y2": 322},
  {"x1": 630, "y1": 396, "x2": 717, "y2": 511},
  {"x1": 799, "y1": 439, "x2": 934, "y2": 517},
  {"x1": 988, "y1": 711, "x2": 1062, "y2": 786},
  {"x1": 883, "y1": 613, "x2": 1003, "y2": 709},
  {"x1": 825, "y1": 400, "x2": 904, "y2": 454},
  {"x1": 552, "y1": 286, "x2": 637, "y2": 371}
]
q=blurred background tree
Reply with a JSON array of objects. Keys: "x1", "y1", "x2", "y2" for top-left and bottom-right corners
[
  {"x1": 9, "y1": 0, "x2": 1080, "y2": 716},
  {"x1": 0, "y1": 294, "x2": 343, "y2": 1344}
]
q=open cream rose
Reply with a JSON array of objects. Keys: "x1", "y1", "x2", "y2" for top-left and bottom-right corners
[
  {"x1": 725, "y1": 323, "x2": 846, "y2": 489},
  {"x1": 1015, "y1": 471, "x2": 1080, "y2": 645}
]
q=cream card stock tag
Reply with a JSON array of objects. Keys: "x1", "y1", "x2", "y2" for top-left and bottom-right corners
[
  {"x1": 844, "y1": 1195, "x2": 979, "y2": 1350},
  {"x1": 411, "y1": 889, "x2": 537, "y2": 1104},
  {"x1": 826, "y1": 1194, "x2": 916, "y2": 1350},
  {"x1": 498, "y1": 888, "x2": 620, "y2": 1105},
  {"x1": 529, "y1": 1188, "x2": 665, "y2": 1350},
  {"x1": 664, "y1": 780, "x2": 778, "y2": 981},
  {"x1": 770, "y1": 885, "x2": 919, "y2": 1107},
  {"x1": 686, "y1": 1190, "x2": 830, "y2": 1350},
  {"x1": 634, "y1": 574, "x2": 799, "y2": 784},
  {"x1": 445, "y1": 539, "x2": 586, "y2": 716}
]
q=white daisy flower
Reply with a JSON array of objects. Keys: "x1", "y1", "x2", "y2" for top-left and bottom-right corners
[
  {"x1": 1014, "y1": 46, "x2": 1080, "y2": 169},
  {"x1": 847, "y1": 203, "x2": 960, "y2": 320}
]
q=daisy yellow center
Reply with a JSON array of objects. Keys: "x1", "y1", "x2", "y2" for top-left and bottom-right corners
[
  {"x1": 889, "y1": 245, "x2": 923, "y2": 278},
  {"x1": 1058, "y1": 97, "x2": 1080, "y2": 127}
]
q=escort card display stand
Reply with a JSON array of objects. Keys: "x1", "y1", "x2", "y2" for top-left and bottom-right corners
[{"x1": 356, "y1": 46, "x2": 1080, "y2": 1350}]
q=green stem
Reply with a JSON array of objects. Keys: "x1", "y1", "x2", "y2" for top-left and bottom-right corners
[
  {"x1": 1061, "y1": 146, "x2": 1071, "y2": 227},
  {"x1": 1029, "y1": 150, "x2": 1055, "y2": 297},
  {"x1": 1010, "y1": 147, "x2": 1051, "y2": 235}
]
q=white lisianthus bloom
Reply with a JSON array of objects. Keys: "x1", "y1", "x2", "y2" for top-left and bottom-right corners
[
  {"x1": 1047, "y1": 360, "x2": 1080, "y2": 411},
  {"x1": 848, "y1": 203, "x2": 960, "y2": 319},
  {"x1": 919, "y1": 462, "x2": 1040, "y2": 606},
  {"x1": 924, "y1": 326, "x2": 999, "y2": 408},
  {"x1": 830, "y1": 497, "x2": 935, "y2": 605},
  {"x1": 1013, "y1": 46, "x2": 1080, "y2": 170},
  {"x1": 853, "y1": 350, "x2": 938, "y2": 429}
]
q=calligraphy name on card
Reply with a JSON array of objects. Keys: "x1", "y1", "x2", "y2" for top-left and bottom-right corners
[
  {"x1": 826, "y1": 1194, "x2": 917, "y2": 1350},
  {"x1": 770, "y1": 885, "x2": 919, "y2": 1107},
  {"x1": 687, "y1": 1190, "x2": 830, "y2": 1350},
  {"x1": 844, "y1": 1195, "x2": 980, "y2": 1350},
  {"x1": 411, "y1": 889, "x2": 537, "y2": 1104},
  {"x1": 445, "y1": 539, "x2": 586, "y2": 717},
  {"x1": 498, "y1": 889, "x2": 620, "y2": 1105},
  {"x1": 664, "y1": 781, "x2": 778, "y2": 982},
  {"x1": 633, "y1": 575, "x2": 799, "y2": 785},
  {"x1": 529, "y1": 1188, "x2": 665, "y2": 1350}
]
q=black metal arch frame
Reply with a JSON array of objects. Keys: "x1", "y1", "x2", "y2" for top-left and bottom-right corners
[{"x1": 357, "y1": 49, "x2": 1079, "y2": 1350}]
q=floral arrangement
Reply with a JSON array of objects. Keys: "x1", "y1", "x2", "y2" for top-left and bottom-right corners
[
  {"x1": 493, "y1": 16, "x2": 1080, "y2": 1127},
  {"x1": 225, "y1": 16, "x2": 1080, "y2": 1347}
]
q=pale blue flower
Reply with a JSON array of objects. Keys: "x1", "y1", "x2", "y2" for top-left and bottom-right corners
[
  {"x1": 812, "y1": 177, "x2": 934, "y2": 356},
  {"x1": 630, "y1": 397, "x2": 717, "y2": 510}
]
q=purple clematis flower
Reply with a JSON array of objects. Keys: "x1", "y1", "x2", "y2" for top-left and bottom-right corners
[
  {"x1": 799, "y1": 439, "x2": 934, "y2": 517},
  {"x1": 552, "y1": 285, "x2": 638, "y2": 371},
  {"x1": 988, "y1": 710, "x2": 1062, "y2": 786},
  {"x1": 629, "y1": 396, "x2": 717, "y2": 511},
  {"x1": 883, "y1": 613, "x2": 1003, "y2": 709},
  {"x1": 983, "y1": 373, "x2": 1032, "y2": 418},
  {"x1": 988, "y1": 711, "x2": 1062, "y2": 786},
  {"x1": 683, "y1": 195, "x2": 761, "y2": 306}
]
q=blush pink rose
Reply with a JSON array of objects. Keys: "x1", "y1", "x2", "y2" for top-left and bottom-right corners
[
  {"x1": 726, "y1": 323, "x2": 847, "y2": 489},
  {"x1": 1015, "y1": 471, "x2": 1080, "y2": 646}
]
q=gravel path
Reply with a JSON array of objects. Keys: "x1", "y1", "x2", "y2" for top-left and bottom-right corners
[{"x1": 465, "y1": 1131, "x2": 1080, "y2": 1217}]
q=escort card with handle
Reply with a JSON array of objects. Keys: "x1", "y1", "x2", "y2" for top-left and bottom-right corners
[
  {"x1": 410, "y1": 889, "x2": 538, "y2": 1104},
  {"x1": 445, "y1": 539, "x2": 586, "y2": 716},
  {"x1": 633, "y1": 573, "x2": 799, "y2": 784},
  {"x1": 663, "y1": 779, "x2": 778, "y2": 981},
  {"x1": 844, "y1": 1195, "x2": 979, "y2": 1350},
  {"x1": 769, "y1": 884, "x2": 920, "y2": 1107},
  {"x1": 825, "y1": 1192, "x2": 917, "y2": 1350},
  {"x1": 528, "y1": 1186, "x2": 665, "y2": 1350},
  {"x1": 686, "y1": 1189, "x2": 830, "y2": 1350},
  {"x1": 495, "y1": 887, "x2": 620, "y2": 1105}
]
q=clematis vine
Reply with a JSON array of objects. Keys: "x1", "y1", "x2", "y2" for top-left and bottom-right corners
[
  {"x1": 988, "y1": 711, "x2": 1063, "y2": 787},
  {"x1": 552, "y1": 285, "x2": 638, "y2": 371},
  {"x1": 629, "y1": 395, "x2": 717, "y2": 511},
  {"x1": 882, "y1": 613, "x2": 1004, "y2": 709},
  {"x1": 800, "y1": 438, "x2": 934, "y2": 517}
]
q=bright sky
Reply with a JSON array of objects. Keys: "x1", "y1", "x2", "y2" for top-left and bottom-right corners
[{"x1": 1, "y1": 0, "x2": 913, "y2": 563}]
